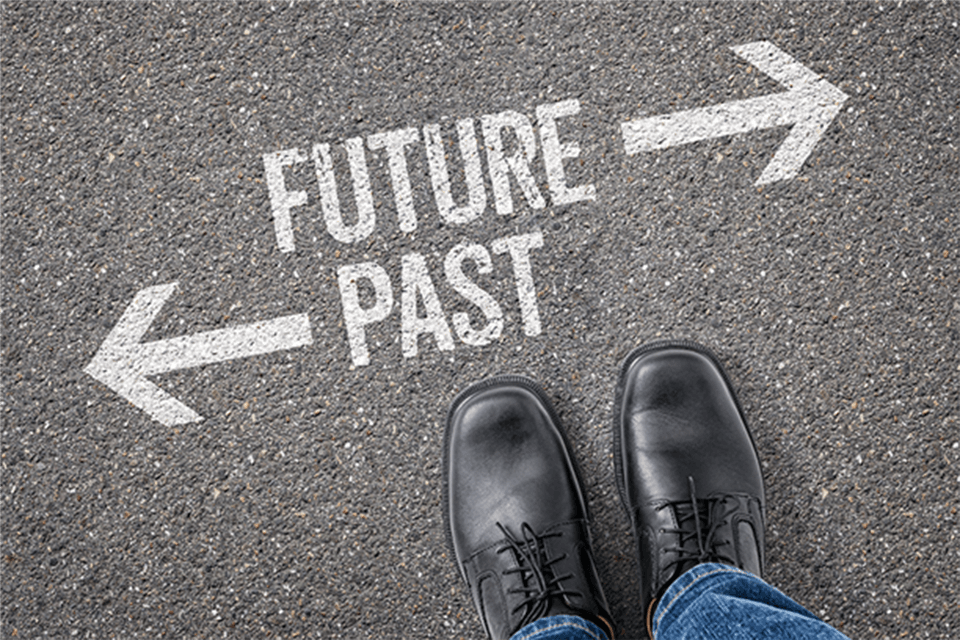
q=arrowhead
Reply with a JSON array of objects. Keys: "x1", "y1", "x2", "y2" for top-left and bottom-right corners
[
  {"x1": 84, "y1": 282, "x2": 203, "y2": 426},
  {"x1": 732, "y1": 41, "x2": 849, "y2": 184},
  {"x1": 621, "y1": 42, "x2": 849, "y2": 185}
]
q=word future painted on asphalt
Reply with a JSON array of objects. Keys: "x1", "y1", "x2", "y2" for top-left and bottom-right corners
[
  {"x1": 264, "y1": 99, "x2": 595, "y2": 367},
  {"x1": 264, "y1": 99, "x2": 594, "y2": 252},
  {"x1": 87, "y1": 42, "x2": 848, "y2": 425},
  {"x1": 263, "y1": 41, "x2": 847, "y2": 367}
]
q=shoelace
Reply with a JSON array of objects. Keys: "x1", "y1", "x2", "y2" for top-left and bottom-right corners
[
  {"x1": 496, "y1": 522, "x2": 581, "y2": 623},
  {"x1": 658, "y1": 476, "x2": 739, "y2": 573}
]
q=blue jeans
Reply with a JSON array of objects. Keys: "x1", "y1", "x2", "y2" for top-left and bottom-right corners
[{"x1": 510, "y1": 564, "x2": 850, "y2": 640}]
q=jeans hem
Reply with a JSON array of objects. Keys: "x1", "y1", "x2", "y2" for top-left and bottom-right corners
[
  {"x1": 510, "y1": 614, "x2": 609, "y2": 640},
  {"x1": 653, "y1": 564, "x2": 750, "y2": 636}
]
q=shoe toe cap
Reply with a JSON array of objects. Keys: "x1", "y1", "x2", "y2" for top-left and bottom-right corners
[
  {"x1": 446, "y1": 381, "x2": 586, "y2": 559},
  {"x1": 618, "y1": 347, "x2": 763, "y2": 507}
]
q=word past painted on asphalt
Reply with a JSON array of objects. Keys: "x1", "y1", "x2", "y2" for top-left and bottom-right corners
[{"x1": 86, "y1": 41, "x2": 849, "y2": 424}]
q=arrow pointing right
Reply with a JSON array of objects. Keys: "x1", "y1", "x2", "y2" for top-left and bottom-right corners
[{"x1": 622, "y1": 41, "x2": 849, "y2": 185}]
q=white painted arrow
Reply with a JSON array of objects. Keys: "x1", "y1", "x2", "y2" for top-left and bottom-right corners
[
  {"x1": 622, "y1": 41, "x2": 849, "y2": 185},
  {"x1": 84, "y1": 282, "x2": 313, "y2": 426}
]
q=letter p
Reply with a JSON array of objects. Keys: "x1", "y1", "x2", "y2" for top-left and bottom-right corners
[{"x1": 337, "y1": 262, "x2": 394, "y2": 367}]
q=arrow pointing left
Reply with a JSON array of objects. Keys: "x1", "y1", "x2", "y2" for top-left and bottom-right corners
[{"x1": 84, "y1": 282, "x2": 313, "y2": 426}]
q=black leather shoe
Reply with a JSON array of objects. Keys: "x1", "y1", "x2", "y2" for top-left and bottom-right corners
[
  {"x1": 613, "y1": 341, "x2": 765, "y2": 638},
  {"x1": 443, "y1": 376, "x2": 615, "y2": 640}
]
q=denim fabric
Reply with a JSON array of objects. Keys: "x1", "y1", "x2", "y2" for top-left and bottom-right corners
[
  {"x1": 507, "y1": 564, "x2": 850, "y2": 640},
  {"x1": 653, "y1": 563, "x2": 851, "y2": 640},
  {"x1": 509, "y1": 614, "x2": 609, "y2": 640}
]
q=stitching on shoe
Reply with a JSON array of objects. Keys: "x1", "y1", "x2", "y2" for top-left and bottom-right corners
[
  {"x1": 514, "y1": 620, "x2": 607, "y2": 640},
  {"x1": 653, "y1": 565, "x2": 748, "y2": 633}
]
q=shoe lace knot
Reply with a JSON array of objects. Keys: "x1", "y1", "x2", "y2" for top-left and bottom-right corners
[
  {"x1": 495, "y1": 522, "x2": 581, "y2": 624},
  {"x1": 659, "y1": 476, "x2": 740, "y2": 571}
]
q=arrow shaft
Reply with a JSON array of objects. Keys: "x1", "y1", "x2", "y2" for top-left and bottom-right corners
[
  {"x1": 623, "y1": 90, "x2": 809, "y2": 154},
  {"x1": 621, "y1": 41, "x2": 848, "y2": 184},
  {"x1": 136, "y1": 314, "x2": 313, "y2": 375},
  {"x1": 86, "y1": 282, "x2": 314, "y2": 426}
]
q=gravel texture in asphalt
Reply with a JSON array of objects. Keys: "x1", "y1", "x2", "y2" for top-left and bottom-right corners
[{"x1": 2, "y1": 2, "x2": 958, "y2": 639}]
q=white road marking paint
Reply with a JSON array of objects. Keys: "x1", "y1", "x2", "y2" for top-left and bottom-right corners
[
  {"x1": 491, "y1": 231, "x2": 545, "y2": 337},
  {"x1": 424, "y1": 120, "x2": 486, "y2": 225},
  {"x1": 312, "y1": 138, "x2": 376, "y2": 243},
  {"x1": 482, "y1": 110, "x2": 548, "y2": 215},
  {"x1": 367, "y1": 127, "x2": 421, "y2": 233},
  {"x1": 85, "y1": 282, "x2": 313, "y2": 426},
  {"x1": 262, "y1": 149, "x2": 307, "y2": 253},
  {"x1": 90, "y1": 45, "x2": 852, "y2": 420},
  {"x1": 537, "y1": 99, "x2": 596, "y2": 205},
  {"x1": 337, "y1": 262, "x2": 394, "y2": 367},
  {"x1": 622, "y1": 41, "x2": 849, "y2": 185},
  {"x1": 336, "y1": 231, "x2": 545, "y2": 367},
  {"x1": 264, "y1": 100, "x2": 594, "y2": 252},
  {"x1": 444, "y1": 244, "x2": 503, "y2": 346},
  {"x1": 401, "y1": 252, "x2": 456, "y2": 358}
]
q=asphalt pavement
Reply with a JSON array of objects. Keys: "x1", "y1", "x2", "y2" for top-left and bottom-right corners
[{"x1": 2, "y1": 2, "x2": 958, "y2": 638}]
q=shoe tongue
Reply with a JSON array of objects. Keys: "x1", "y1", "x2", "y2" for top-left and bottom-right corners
[{"x1": 543, "y1": 597, "x2": 577, "y2": 619}]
